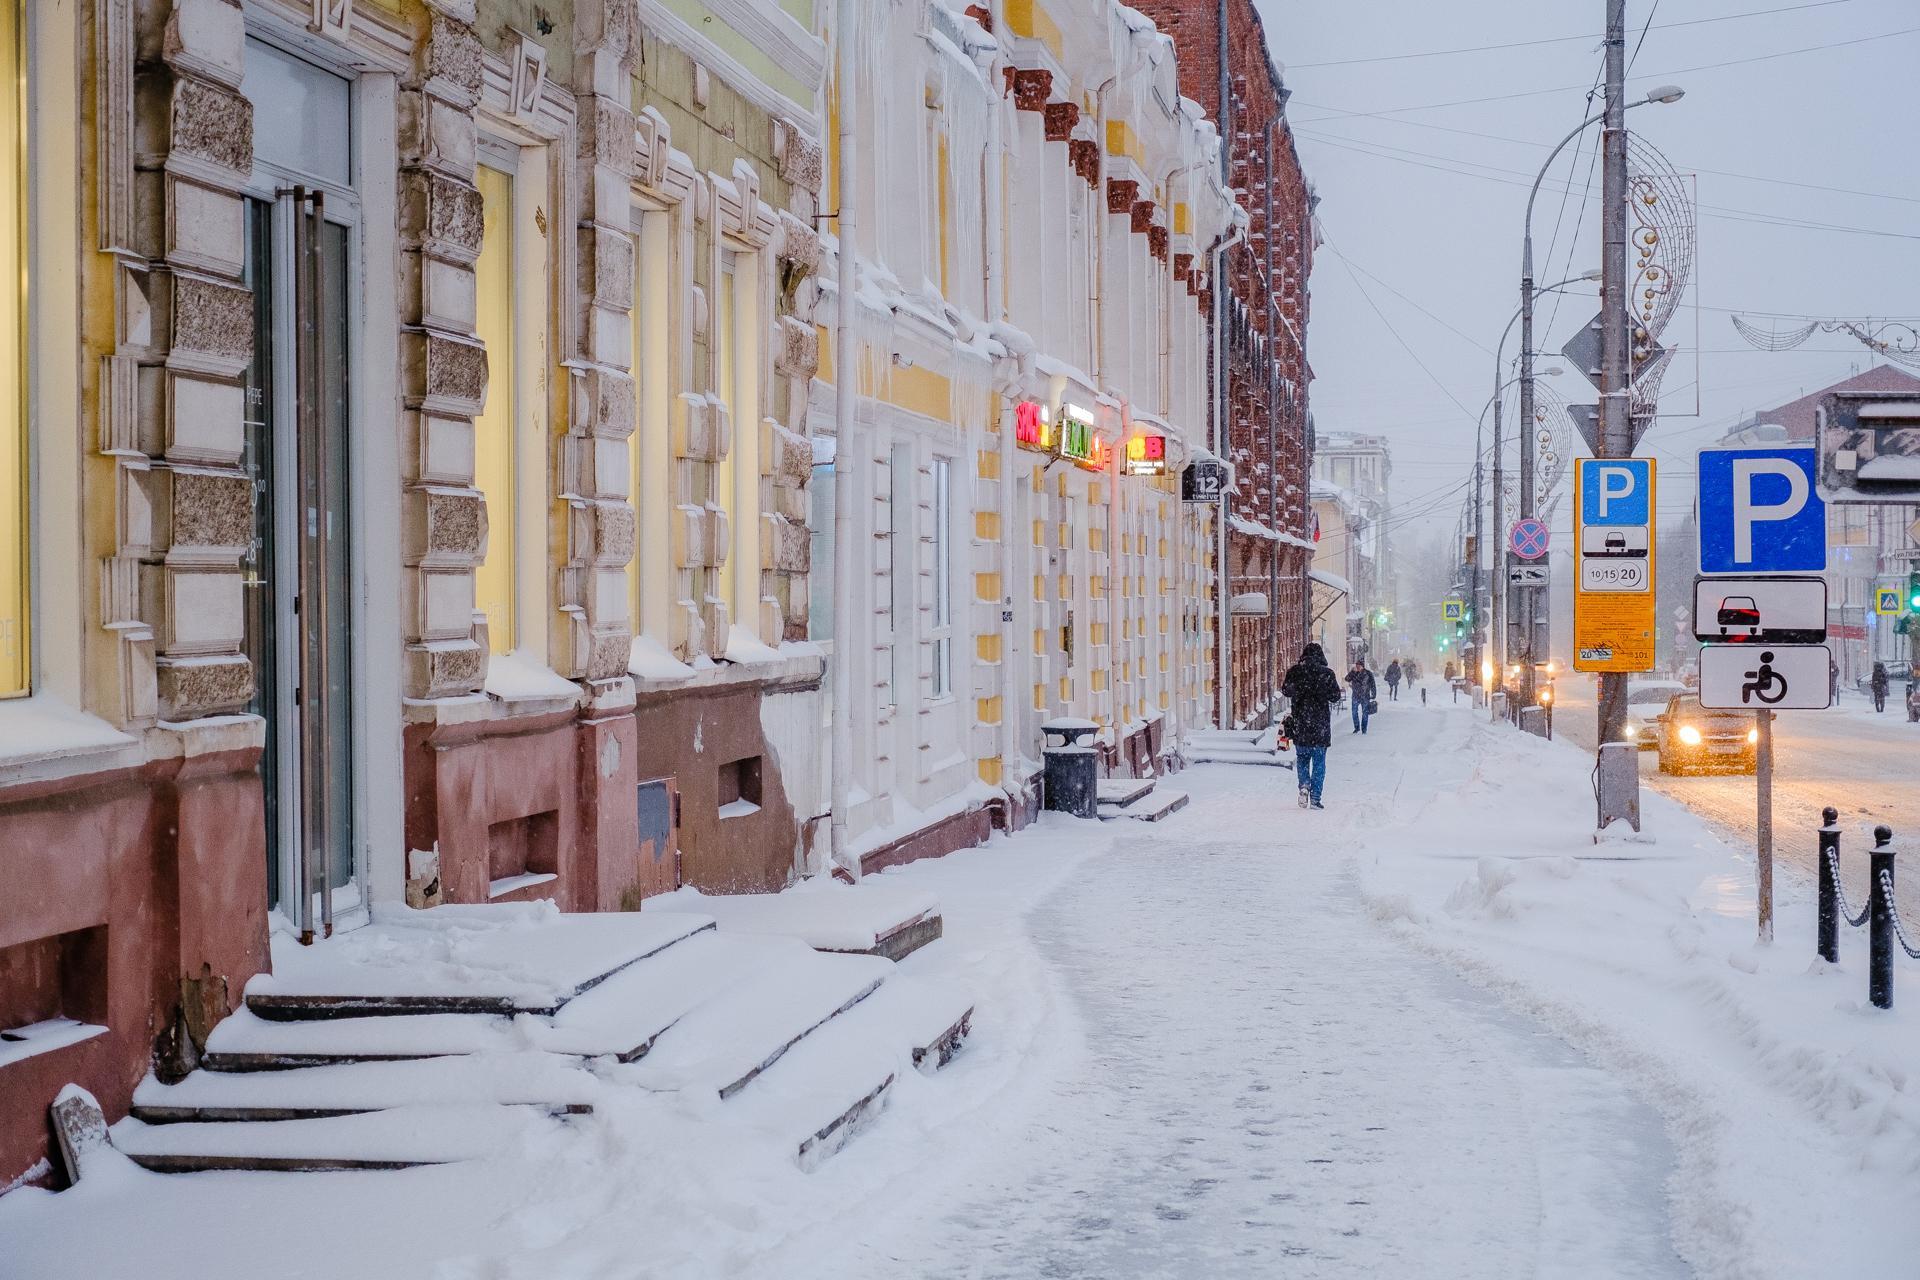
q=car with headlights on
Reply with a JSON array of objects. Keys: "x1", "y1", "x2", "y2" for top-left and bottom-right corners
[
  {"x1": 1652, "y1": 693, "x2": 1758, "y2": 775},
  {"x1": 1623, "y1": 679, "x2": 1687, "y2": 750}
]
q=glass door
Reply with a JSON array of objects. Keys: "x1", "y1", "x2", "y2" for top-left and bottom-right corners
[{"x1": 242, "y1": 192, "x2": 356, "y2": 937}]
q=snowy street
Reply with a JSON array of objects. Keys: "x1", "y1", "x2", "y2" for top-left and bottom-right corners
[
  {"x1": 8, "y1": 693, "x2": 1920, "y2": 1278},
  {"x1": 788, "y1": 706, "x2": 1684, "y2": 1279}
]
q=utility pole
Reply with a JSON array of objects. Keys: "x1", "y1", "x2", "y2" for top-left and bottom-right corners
[
  {"x1": 1517, "y1": 251, "x2": 1537, "y2": 713},
  {"x1": 1490, "y1": 395, "x2": 1505, "y2": 711},
  {"x1": 1596, "y1": 0, "x2": 1635, "y2": 756}
]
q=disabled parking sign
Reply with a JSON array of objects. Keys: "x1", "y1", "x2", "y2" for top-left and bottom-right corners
[{"x1": 1699, "y1": 643, "x2": 1832, "y2": 710}]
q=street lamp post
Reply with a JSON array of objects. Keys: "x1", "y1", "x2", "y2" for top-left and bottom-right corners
[{"x1": 1517, "y1": 83, "x2": 1684, "y2": 712}]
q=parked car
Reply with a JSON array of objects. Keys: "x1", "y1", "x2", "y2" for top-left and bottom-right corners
[
  {"x1": 1623, "y1": 679, "x2": 1687, "y2": 749},
  {"x1": 1653, "y1": 693, "x2": 1758, "y2": 775}
]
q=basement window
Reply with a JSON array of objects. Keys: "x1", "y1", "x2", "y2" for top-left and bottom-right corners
[
  {"x1": 0, "y1": 928, "x2": 108, "y2": 1070},
  {"x1": 717, "y1": 754, "x2": 762, "y2": 819}
]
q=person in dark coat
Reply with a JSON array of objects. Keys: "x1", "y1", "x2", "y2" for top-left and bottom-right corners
[
  {"x1": 1346, "y1": 659, "x2": 1377, "y2": 735},
  {"x1": 1871, "y1": 661, "x2": 1890, "y2": 713},
  {"x1": 1384, "y1": 659, "x2": 1402, "y2": 700},
  {"x1": 1281, "y1": 642, "x2": 1342, "y2": 809}
]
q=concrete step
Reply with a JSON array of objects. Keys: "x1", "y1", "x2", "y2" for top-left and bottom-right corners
[
  {"x1": 1095, "y1": 776, "x2": 1155, "y2": 807},
  {"x1": 110, "y1": 1103, "x2": 570, "y2": 1173},
  {"x1": 246, "y1": 909, "x2": 715, "y2": 1021},
  {"x1": 1186, "y1": 729, "x2": 1265, "y2": 746},
  {"x1": 821, "y1": 971, "x2": 975, "y2": 1074},
  {"x1": 619, "y1": 940, "x2": 892, "y2": 1099},
  {"x1": 1099, "y1": 789, "x2": 1190, "y2": 822},
  {"x1": 201, "y1": 1007, "x2": 526, "y2": 1071},
  {"x1": 529, "y1": 930, "x2": 772, "y2": 1062},
  {"x1": 1187, "y1": 746, "x2": 1291, "y2": 767},
  {"x1": 643, "y1": 883, "x2": 943, "y2": 962},
  {"x1": 130, "y1": 1052, "x2": 597, "y2": 1124}
]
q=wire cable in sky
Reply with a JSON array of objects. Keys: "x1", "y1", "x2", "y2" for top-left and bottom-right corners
[
  {"x1": 1285, "y1": 0, "x2": 1855, "y2": 69},
  {"x1": 1291, "y1": 25, "x2": 1920, "y2": 123},
  {"x1": 1626, "y1": 0, "x2": 1664, "y2": 74},
  {"x1": 1322, "y1": 232, "x2": 1483, "y2": 430},
  {"x1": 1318, "y1": 243, "x2": 1494, "y2": 356}
]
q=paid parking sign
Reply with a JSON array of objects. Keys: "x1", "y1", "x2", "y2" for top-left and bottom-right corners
[
  {"x1": 1697, "y1": 447, "x2": 1826, "y2": 575},
  {"x1": 1573, "y1": 458, "x2": 1657, "y2": 672}
]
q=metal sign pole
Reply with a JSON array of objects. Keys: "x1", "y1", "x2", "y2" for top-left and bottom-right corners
[{"x1": 1756, "y1": 707, "x2": 1774, "y2": 943}]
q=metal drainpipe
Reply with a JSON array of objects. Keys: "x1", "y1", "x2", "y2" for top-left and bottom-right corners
[
  {"x1": 829, "y1": 0, "x2": 859, "y2": 880},
  {"x1": 980, "y1": 38, "x2": 1019, "y2": 816},
  {"x1": 1211, "y1": 219, "x2": 1243, "y2": 728}
]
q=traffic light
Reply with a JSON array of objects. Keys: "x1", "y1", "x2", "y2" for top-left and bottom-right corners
[{"x1": 1909, "y1": 568, "x2": 1920, "y2": 611}]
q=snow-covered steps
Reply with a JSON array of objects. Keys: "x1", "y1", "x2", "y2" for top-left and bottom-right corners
[
  {"x1": 246, "y1": 908, "x2": 715, "y2": 1020},
  {"x1": 110, "y1": 1103, "x2": 572, "y2": 1173},
  {"x1": 621, "y1": 939, "x2": 892, "y2": 1099},
  {"x1": 1186, "y1": 728, "x2": 1266, "y2": 746},
  {"x1": 823, "y1": 972, "x2": 974, "y2": 1073},
  {"x1": 1096, "y1": 776, "x2": 1156, "y2": 807},
  {"x1": 1099, "y1": 788, "x2": 1190, "y2": 822},
  {"x1": 644, "y1": 883, "x2": 943, "y2": 962},
  {"x1": 201, "y1": 1007, "x2": 526, "y2": 1071},
  {"x1": 130, "y1": 1052, "x2": 597, "y2": 1124},
  {"x1": 530, "y1": 930, "x2": 773, "y2": 1062}
]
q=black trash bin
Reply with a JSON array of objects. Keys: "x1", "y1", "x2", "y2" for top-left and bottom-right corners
[{"x1": 1041, "y1": 717, "x2": 1099, "y2": 819}]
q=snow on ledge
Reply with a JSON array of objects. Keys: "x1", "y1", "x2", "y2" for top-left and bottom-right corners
[
  {"x1": 0, "y1": 694, "x2": 138, "y2": 768},
  {"x1": 629, "y1": 634, "x2": 695, "y2": 681},
  {"x1": 483, "y1": 652, "x2": 582, "y2": 703}
]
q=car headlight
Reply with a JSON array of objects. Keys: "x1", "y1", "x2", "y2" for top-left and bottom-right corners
[
  {"x1": 1624, "y1": 723, "x2": 1639, "y2": 738},
  {"x1": 1678, "y1": 725, "x2": 1702, "y2": 746},
  {"x1": 1747, "y1": 728, "x2": 1758, "y2": 744}
]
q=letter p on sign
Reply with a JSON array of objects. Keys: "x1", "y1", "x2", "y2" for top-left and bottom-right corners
[{"x1": 1731, "y1": 457, "x2": 1809, "y2": 563}]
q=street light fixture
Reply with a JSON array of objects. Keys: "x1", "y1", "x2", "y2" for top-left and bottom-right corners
[{"x1": 1515, "y1": 84, "x2": 1686, "y2": 712}]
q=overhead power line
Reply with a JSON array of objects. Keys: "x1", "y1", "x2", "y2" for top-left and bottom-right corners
[
  {"x1": 1285, "y1": 0, "x2": 1856, "y2": 69},
  {"x1": 1291, "y1": 25, "x2": 1920, "y2": 123}
]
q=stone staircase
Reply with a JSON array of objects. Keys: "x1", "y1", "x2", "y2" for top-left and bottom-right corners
[
  {"x1": 1095, "y1": 775, "x2": 1190, "y2": 822},
  {"x1": 110, "y1": 889, "x2": 972, "y2": 1174}
]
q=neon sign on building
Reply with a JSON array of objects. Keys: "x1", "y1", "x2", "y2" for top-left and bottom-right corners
[
  {"x1": 1060, "y1": 405, "x2": 1108, "y2": 472},
  {"x1": 1125, "y1": 433, "x2": 1168, "y2": 477},
  {"x1": 1014, "y1": 400, "x2": 1052, "y2": 451}
]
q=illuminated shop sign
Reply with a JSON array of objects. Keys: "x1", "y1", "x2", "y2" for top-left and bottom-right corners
[
  {"x1": 1060, "y1": 404, "x2": 1108, "y2": 472},
  {"x1": 1014, "y1": 400, "x2": 1052, "y2": 451},
  {"x1": 1125, "y1": 433, "x2": 1168, "y2": 477}
]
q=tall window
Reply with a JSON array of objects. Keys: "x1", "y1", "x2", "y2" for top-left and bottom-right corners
[
  {"x1": 629, "y1": 205, "x2": 673, "y2": 643},
  {"x1": 808, "y1": 460, "x2": 834, "y2": 643},
  {"x1": 714, "y1": 248, "x2": 737, "y2": 619},
  {"x1": 472, "y1": 160, "x2": 517, "y2": 654},
  {"x1": 886, "y1": 443, "x2": 910, "y2": 707},
  {"x1": 0, "y1": 0, "x2": 26, "y2": 697},
  {"x1": 930, "y1": 457, "x2": 952, "y2": 699}
]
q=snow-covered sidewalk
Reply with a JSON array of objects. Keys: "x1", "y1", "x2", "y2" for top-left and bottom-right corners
[{"x1": 4, "y1": 700, "x2": 1917, "y2": 1278}]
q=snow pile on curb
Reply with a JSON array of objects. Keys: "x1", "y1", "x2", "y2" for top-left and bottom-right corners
[{"x1": 1350, "y1": 714, "x2": 1920, "y2": 1280}]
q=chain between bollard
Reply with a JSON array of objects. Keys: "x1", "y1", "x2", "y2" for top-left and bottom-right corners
[
  {"x1": 1824, "y1": 845, "x2": 1871, "y2": 931},
  {"x1": 1879, "y1": 869, "x2": 1920, "y2": 961}
]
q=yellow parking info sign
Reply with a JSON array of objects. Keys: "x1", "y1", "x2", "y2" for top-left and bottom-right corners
[{"x1": 1573, "y1": 458, "x2": 1657, "y2": 672}]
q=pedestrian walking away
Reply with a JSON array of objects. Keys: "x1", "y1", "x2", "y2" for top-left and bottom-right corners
[
  {"x1": 1385, "y1": 659, "x2": 1402, "y2": 701},
  {"x1": 1281, "y1": 642, "x2": 1343, "y2": 809},
  {"x1": 1870, "y1": 661, "x2": 1890, "y2": 713},
  {"x1": 1346, "y1": 659, "x2": 1377, "y2": 735}
]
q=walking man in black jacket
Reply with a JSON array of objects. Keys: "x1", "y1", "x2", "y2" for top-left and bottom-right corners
[{"x1": 1282, "y1": 642, "x2": 1343, "y2": 809}]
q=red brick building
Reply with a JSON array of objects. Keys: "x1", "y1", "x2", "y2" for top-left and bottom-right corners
[{"x1": 1132, "y1": 0, "x2": 1317, "y2": 724}]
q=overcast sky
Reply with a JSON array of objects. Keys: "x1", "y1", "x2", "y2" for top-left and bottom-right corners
[{"x1": 1262, "y1": 0, "x2": 1920, "y2": 554}]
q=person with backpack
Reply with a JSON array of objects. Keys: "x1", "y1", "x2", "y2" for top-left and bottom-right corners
[
  {"x1": 1384, "y1": 659, "x2": 1402, "y2": 701},
  {"x1": 1346, "y1": 659, "x2": 1377, "y2": 734},
  {"x1": 1871, "y1": 661, "x2": 1891, "y2": 713},
  {"x1": 1281, "y1": 642, "x2": 1343, "y2": 810}
]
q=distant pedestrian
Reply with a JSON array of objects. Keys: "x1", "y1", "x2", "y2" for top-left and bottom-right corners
[
  {"x1": 1384, "y1": 659, "x2": 1402, "y2": 700},
  {"x1": 1346, "y1": 659, "x2": 1377, "y2": 735},
  {"x1": 1444, "y1": 660, "x2": 1458, "y2": 683},
  {"x1": 1281, "y1": 642, "x2": 1342, "y2": 810},
  {"x1": 1871, "y1": 661, "x2": 1890, "y2": 713},
  {"x1": 1829, "y1": 658, "x2": 1840, "y2": 702}
]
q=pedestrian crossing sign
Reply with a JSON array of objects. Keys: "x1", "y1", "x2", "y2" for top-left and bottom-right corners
[
  {"x1": 1442, "y1": 598, "x2": 1465, "y2": 622},
  {"x1": 1876, "y1": 587, "x2": 1903, "y2": 615}
]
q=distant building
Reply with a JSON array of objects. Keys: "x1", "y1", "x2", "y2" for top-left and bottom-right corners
[
  {"x1": 1718, "y1": 365, "x2": 1920, "y2": 683},
  {"x1": 1311, "y1": 434, "x2": 1392, "y2": 662}
]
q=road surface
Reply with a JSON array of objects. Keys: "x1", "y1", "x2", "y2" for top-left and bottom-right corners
[{"x1": 1547, "y1": 674, "x2": 1918, "y2": 908}]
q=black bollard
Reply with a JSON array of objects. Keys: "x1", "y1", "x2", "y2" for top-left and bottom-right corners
[
  {"x1": 1869, "y1": 825, "x2": 1897, "y2": 1010},
  {"x1": 1817, "y1": 807, "x2": 1840, "y2": 964}
]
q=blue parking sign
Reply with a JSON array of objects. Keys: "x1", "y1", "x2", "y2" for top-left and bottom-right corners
[
  {"x1": 1697, "y1": 447, "x2": 1826, "y2": 575},
  {"x1": 1578, "y1": 459, "x2": 1651, "y2": 527}
]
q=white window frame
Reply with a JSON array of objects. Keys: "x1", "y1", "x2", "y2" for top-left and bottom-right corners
[{"x1": 930, "y1": 454, "x2": 953, "y2": 701}]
